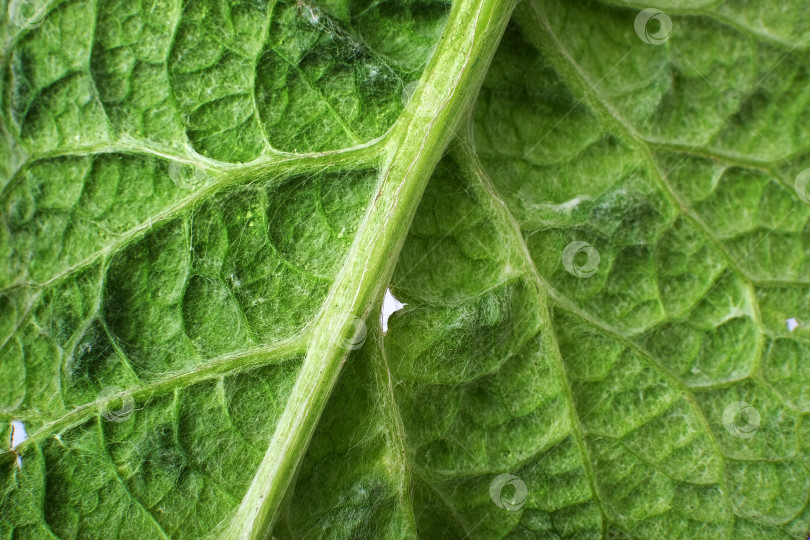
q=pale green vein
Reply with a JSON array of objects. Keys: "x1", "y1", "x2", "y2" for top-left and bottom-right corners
[
  {"x1": 11, "y1": 335, "x2": 306, "y2": 454},
  {"x1": 222, "y1": 1, "x2": 518, "y2": 537},
  {"x1": 450, "y1": 137, "x2": 613, "y2": 535}
]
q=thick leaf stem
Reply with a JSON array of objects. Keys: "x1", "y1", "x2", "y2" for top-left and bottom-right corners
[{"x1": 223, "y1": 0, "x2": 517, "y2": 537}]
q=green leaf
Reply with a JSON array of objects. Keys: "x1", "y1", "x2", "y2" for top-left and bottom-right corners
[{"x1": 2, "y1": 0, "x2": 810, "y2": 538}]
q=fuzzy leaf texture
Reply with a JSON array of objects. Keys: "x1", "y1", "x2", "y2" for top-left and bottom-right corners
[{"x1": 1, "y1": 0, "x2": 810, "y2": 538}]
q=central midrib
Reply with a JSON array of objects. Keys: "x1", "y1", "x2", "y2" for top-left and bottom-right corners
[{"x1": 222, "y1": 0, "x2": 519, "y2": 538}]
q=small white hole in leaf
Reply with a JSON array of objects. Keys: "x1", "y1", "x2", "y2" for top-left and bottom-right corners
[
  {"x1": 10, "y1": 420, "x2": 27, "y2": 449},
  {"x1": 786, "y1": 317, "x2": 799, "y2": 332},
  {"x1": 380, "y1": 288, "x2": 406, "y2": 334},
  {"x1": 10, "y1": 420, "x2": 27, "y2": 468}
]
